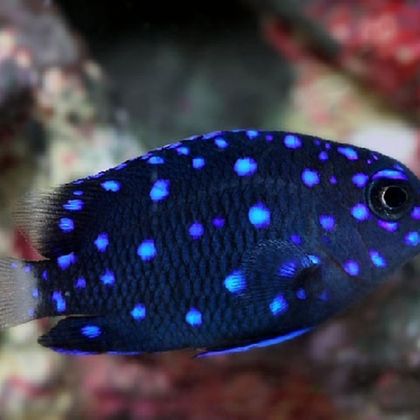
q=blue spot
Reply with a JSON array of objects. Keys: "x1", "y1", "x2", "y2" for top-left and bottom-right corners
[
  {"x1": 291, "y1": 234, "x2": 302, "y2": 245},
  {"x1": 94, "y1": 233, "x2": 109, "y2": 252},
  {"x1": 351, "y1": 204, "x2": 369, "y2": 221},
  {"x1": 270, "y1": 295, "x2": 288, "y2": 316},
  {"x1": 338, "y1": 146, "x2": 358, "y2": 161},
  {"x1": 352, "y1": 173, "x2": 369, "y2": 188},
  {"x1": 75, "y1": 277, "x2": 86, "y2": 289},
  {"x1": 296, "y1": 289, "x2": 307, "y2": 300},
  {"x1": 319, "y1": 290, "x2": 329, "y2": 301},
  {"x1": 378, "y1": 220, "x2": 398, "y2": 232},
  {"x1": 131, "y1": 303, "x2": 146, "y2": 321},
  {"x1": 373, "y1": 170, "x2": 407, "y2": 181},
  {"x1": 148, "y1": 156, "x2": 164, "y2": 164},
  {"x1": 308, "y1": 255, "x2": 321, "y2": 265},
  {"x1": 59, "y1": 218, "x2": 74, "y2": 233},
  {"x1": 215, "y1": 137, "x2": 228, "y2": 149},
  {"x1": 192, "y1": 157, "x2": 205, "y2": 169},
  {"x1": 186, "y1": 308, "x2": 202, "y2": 327},
  {"x1": 137, "y1": 240, "x2": 157, "y2": 261},
  {"x1": 101, "y1": 180, "x2": 121, "y2": 192},
  {"x1": 73, "y1": 190, "x2": 84, "y2": 196},
  {"x1": 234, "y1": 157, "x2": 258, "y2": 177},
  {"x1": 81, "y1": 325, "x2": 101, "y2": 339},
  {"x1": 150, "y1": 179, "x2": 170, "y2": 201},
  {"x1": 405, "y1": 232, "x2": 419, "y2": 246},
  {"x1": 115, "y1": 162, "x2": 128, "y2": 170},
  {"x1": 344, "y1": 260, "x2": 360, "y2": 276},
  {"x1": 302, "y1": 169, "x2": 320, "y2": 188},
  {"x1": 248, "y1": 203, "x2": 271, "y2": 228},
  {"x1": 284, "y1": 134, "x2": 302, "y2": 149},
  {"x1": 100, "y1": 270, "x2": 115, "y2": 286},
  {"x1": 411, "y1": 207, "x2": 420, "y2": 220},
  {"x1": 278, "y1": 262, "x2": 297, "y2": 278},
  {"x1": 42, "y1": 270, "x2": 48, "y2": 281},
  {"x1": 246, "y1": 130, "x2": 258, "y2": 139},
  {"x1": 369, "y1": 250, "x2": 387, "y2": 268},
  {"x1": 319, "y1": 215, "x2": 335, "y2": 232},
  {"x1": 52, "y1": 291, "x2": 66, "y2": 313},
  {"x1": 212, "y1": 217, "x2": 225, "y2": 229},
  {"x1": 32, "y1": 288, "x2": 39, "y2": 299},
  {"x1": 266, "y1": 134, "x2": 273, "y2": 142},
  {"x1": 189, "y1": 222, "x2": 204, "y2": 239},
  {"x1": 63, "y1": 199, "x2": 83, "y2": 211},
  {"x1": 57, "y1": 252, "x2": 76, "y2": 270},
  {"x1": 318, "y1": 151, "x2": 329, "y2": 161},
  {"x1": 224, "y1": 271, "x2": 246, "y2": 293},
  {"x1": 176, "y1": 146, "x2": 190, "y2": 156},
  {"x1": 329, "y1": 176, "x2": 338, "y2": 185}
]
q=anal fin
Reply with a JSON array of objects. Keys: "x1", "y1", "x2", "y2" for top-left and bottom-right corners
[{"x1": 196, "y1": 328, "x2": 312, "y2": 358}]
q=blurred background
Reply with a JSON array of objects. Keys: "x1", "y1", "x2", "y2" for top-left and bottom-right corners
[{"x1": 0, "y1": 0, "x2": 419, "y2": 418}]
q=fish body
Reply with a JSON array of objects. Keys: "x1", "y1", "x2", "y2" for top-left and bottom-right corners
[{"x1": 0, "y1": 130, "x2": 419, "y2": 356}]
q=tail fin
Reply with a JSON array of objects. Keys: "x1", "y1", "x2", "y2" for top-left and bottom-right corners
[{"x1": 0, "y1": 258, "x2": 39, "y2": 328}]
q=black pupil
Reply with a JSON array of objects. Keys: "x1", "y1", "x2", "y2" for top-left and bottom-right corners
[{"x1": 382, "y1": 186, "x2": 408, "y2": 209}]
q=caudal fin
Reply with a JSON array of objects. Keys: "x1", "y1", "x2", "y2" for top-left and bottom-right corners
[{"x1": 0, "y1": 258, "x2": 39, "y2": 328}]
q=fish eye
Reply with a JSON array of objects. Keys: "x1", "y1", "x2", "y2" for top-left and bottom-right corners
[{"x1": 367, "y1": 178, "x2": 414, "y2": 221}]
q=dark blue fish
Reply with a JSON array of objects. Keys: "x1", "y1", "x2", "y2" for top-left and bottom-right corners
[{"x1": 0, "y1": 130, "x2": 419, "y2": 356}]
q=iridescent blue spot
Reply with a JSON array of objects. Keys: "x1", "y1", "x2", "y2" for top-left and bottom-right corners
[
  {"x1": 57, "y1": 252, "x2": 76, "y2": 270},
  {"x1": 378, "y1": 220, "x2": 398, "y2": 232},
  {"x1": 94, "y1": 233, "x2": 109, "y2": 252},
  {"x1": 278, "y1": 262, "x2": 297, "y2": 278},
  {"x1": 115, "y1": 162, "x2": 128, "y2": 170},
  {"x1": 59, "y1": 218, "x2": 74, "y2": 232},
  {"x1": 186, "y1": 308, "x2": 202, "y2": 327},
  {"x1": 302, "y1": 169, "x2": 320, "y2": 188},
  {"x1": 137, "y1": 239, "x2": 157, "y2": 262},
  {"x1": 192, "y1": 157, "x2": 205, "y2": 169},
  {"x1": 212, "y1": 217, "x2": 225, "y2": 229},
  {"x1": 101, "y1": 180, "x2": 121, "y2": 192},
  {"x1": 319, "y1": 290, "x2": 329, "y2": 301},
  {"x1": 246, "y1": 130, "x2": 258, "y2": 139},
  {"x1": 319, "y1": 215, "x2": 335, "y2": 232},
  {"x1": 284, "y1": 134, "x2": 302, "y2": 149},
  {"x1": 296, "y1": 289, "x2": 307, "y2": 300},
  {"x1": 411, "y1": 207, "x2": 420, "y2": 220},
  {"x1": 405, "y1": 232, "x2": 419, "y2": 247},
  {"x1": 291, "y1": 234, "x2": 302, "y2": 245},
  {"x1": 266, "y1": 134, "x2": 273, "y2": 142},
  {"x1": 150, "y1": 179, "x2": 170, "y2": 201},
  {"x1": 248, "y1": 203, "x2": 271, "y2": 228},
  {"x1": 344, "y1": 260, "x2": 360, "y2": 276},
  {"x1": 52, "y1": 291, "x2": 66, "y2": 313},
  {"x1": 176, "y1": 146, "x2": 190, "y2": 156},
  {"x1": 325, "y1": 143, "x2": 331, "y2": 150},
  {"x1": 224, "y1": 271, "x2": 246, "y2": 293},
  {"x1": 329, "y1": 176, "x2": 338, "y2": 185},
  {"x1": 131, "y1": 303, "x2": 146, "y2": 321},
  {"x1": 73, "y1": 190, "x2": 84, "y2": 196},
  {"x1": 369, "y1": 250, "x2": 387, "y2": 268},
  {"x1": 148, "y1": 156, "x2": 164, "y2": 164},
  {"x1": 63, "y1": 199, "x2": 83, "y2": 211},
  {"x1": 373, "y1": 170, "x2": 407, "y2": 181},
  {"x1": 234, "y1": 157, "x2": 257, "y2": 177},
  {"x1": 338, "y1": 146, "x2": 358, "y2": 161},
  {"x1": 351, "y1": 204, "x2": 369, "y2": 221},
  {"x1": 82, "y1": 325, "x2": 101, "y2": 339},
  {"x1": 352, "y1": 173, "x2": 369, "y2": 188},
  {"x1": 318, "y1": 151, "x2": 329, "y2": 161},
  {"x1": 100, "y1": 270, "x2": 115, "y2": 286},
  {"x1": 270, "y1": 295, "x2": 288, "y2": 316},
  {"x1": 75, "y1": 277, "x2": 86, "y2": 289},
  {"x1": 215, "y1": 137, "x2": 228, "y2": 149},
  {"x1": 308, "y1": 255, "x2": 321, "y2": 265},
  {"x1": 189, "y1": 222, "x2": 204, "y2": 239},
  {"x1": 32, "y1": 288, "x2": 39, "y2": 299},
  {"x1": 42, "y1": 270, "x2": 48, "y2": 281}
]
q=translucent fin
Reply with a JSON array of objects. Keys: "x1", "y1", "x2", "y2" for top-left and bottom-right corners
[
  {"x1": 197, "y1": 328, "x2": 312, "y2": 358},
  {"x1": 13, "y1": 178, "x2": 120, "y2": 258},
  {"x1": 38, "y1": 316, "x2": 142, "y2": 355},
  {"x1": 0, "y1": 258, "x2": 39, "y2": 328}
]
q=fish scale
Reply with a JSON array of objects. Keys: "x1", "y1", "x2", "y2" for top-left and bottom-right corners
[{"x1": 0, "y1": 129, "x2": 419, "y2": 356}]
